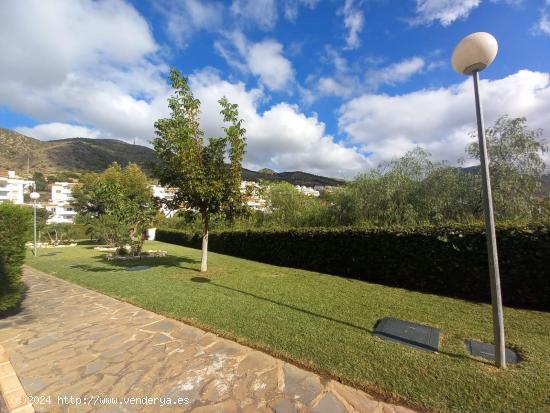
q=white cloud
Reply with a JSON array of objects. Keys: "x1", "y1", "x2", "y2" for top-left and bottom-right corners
[
  {"x1": 0, "y1": 0, "x2": 170, "y2": 145},
  {"x1": 412, "y1": 0, "x2": 481, "y2": 26},
  {"x1": 156, "y1": 0, "x2": 224, "y2": 48},
  {"x1": 317, "y1": 77, "x2": 354, "y2": 98},
  {"x1": 339, "y1": 0, "x2": 364, "y2": 49},
  {"x1": 339, "y1": 70, "x2": 550, "y2": 166},
  {"x1": 367, "y1": 57, "x2": 426, "y2": 89},
  {"x1": 284, "y1": 0, "x2": 320, "y2": 22},
  {"x1": 531, "y1": 10, "x2": 550, "y2": 35},
  {"x1": 189, "y1": 70, "x2": 369, "y2": 177},
  {"x1": 314, "y1": 54, "x2": 430, "y2": 99},
  {"x1": 247, "y1": 41, "x2": 294, "y2": 91},
  {"x1": 15, "y1": 123, "x2": 103, "y2": 141},
  {"x1": 230, "y1": 0, "x2": 278, "y2": 30},
  {"x1": 215, "y1": 32, "x2": 295, "y2": 91}
]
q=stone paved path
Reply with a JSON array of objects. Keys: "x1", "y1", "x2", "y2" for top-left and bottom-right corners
[{"x1": 0, "y1": 267, "x2": 418, "y2": 413}]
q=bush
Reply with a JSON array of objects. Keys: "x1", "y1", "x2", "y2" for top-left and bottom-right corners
[
  {"x1": 0, "y1": 203, "x2": 32, "y2": 314},
  {"x1": 42, "y1": 223, "x2": 80, "y2": 246},
  {"x1": 157, "y1": 223, "x2": 550, "y2": 311}
]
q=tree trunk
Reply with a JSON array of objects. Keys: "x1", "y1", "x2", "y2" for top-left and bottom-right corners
[{"x1": 200, "y1": 212, "x2": 209, "y2": 272}]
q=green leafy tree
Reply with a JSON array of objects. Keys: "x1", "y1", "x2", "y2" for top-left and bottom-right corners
[
  {"x1": 265, "y1": 182, "x2": 328, "y2": 228},
  {"x1": 466, "y1": 116, "x2": 548, "y2": 220},
  {"x1": 32, "y1": 172, "x2": 48, "y2": 192},
  {"x1": 35, "y1": 208, "x2": 51, "y2": 234},
  {"x1": 153, "y1": 68, "x2": 247, "y2": 272},
  {"x1": 72, "y1": 163, "x2": 156, "y2": 255}
]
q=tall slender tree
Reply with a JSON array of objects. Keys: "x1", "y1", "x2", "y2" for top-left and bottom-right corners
[{"x1": 153, "y1": 68, "x2": 246, "y2": 272}]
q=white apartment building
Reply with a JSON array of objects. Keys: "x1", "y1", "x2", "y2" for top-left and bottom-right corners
[
  {"x1": 0, "y1": 171, "x2": 35, "y2": 204},
  {"x1": 150, "y1": 184, "x2": 177, "y2": 217},
  {"x1": 47, "y1": 182, "x2": 78, "y2": 224},
  {"x1": 295, "y1": 185, "x2": 320, "y2": 197},
  {"x1": 46, "y1": 203, "x2": 78, "y2": 224},
  {"x1": 240, "y1": 181, "x2": 267, "y2": 211},
  {"x1": 51, "y1": 182, "x2": 76, "y2": 204}
]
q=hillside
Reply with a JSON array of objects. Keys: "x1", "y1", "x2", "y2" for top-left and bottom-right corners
[
  {"x1": 0, "y1": 128, "x2": 344, "y2": 187},
  {"x1": 0, "y1": 128, "x2": 157, "y2": 174}
]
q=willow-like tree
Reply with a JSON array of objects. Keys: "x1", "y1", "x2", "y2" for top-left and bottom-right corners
[{"x1": 153, "y1": 68, "x2": 246, "y2": 272}]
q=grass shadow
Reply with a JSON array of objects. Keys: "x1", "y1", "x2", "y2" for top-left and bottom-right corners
[
  {"x1": 68, "y1": 264, "x2": 125, "y2": 273},
  {"x1": 190, "y1": 276, "x2": 211, "y2": 283},
  {"x1": 65, "y1": 254, "x2": 201, "y2": 273},
  {"x1": 191, "y1": 279, "x2": 373, "y2": 334}
]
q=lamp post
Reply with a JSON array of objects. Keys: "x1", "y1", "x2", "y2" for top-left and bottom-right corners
[
  {"x1": 451, "y1": 32, "x2": 506, "y2": 368},
  {"x1": 30, "y1": 191, "x2": 40, "y2": 257}
]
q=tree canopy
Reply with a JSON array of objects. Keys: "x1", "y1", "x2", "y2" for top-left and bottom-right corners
[
  {"x1": 72, "y1": 162, "x2": 156, "y2": 255},
  {"x1": 152, "y1": 68, "x2": 247, "y2": 271}
]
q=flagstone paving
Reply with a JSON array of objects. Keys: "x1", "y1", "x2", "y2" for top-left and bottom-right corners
[{"x1": 0, "y1": 266, "x2": 418, "y2": 413}]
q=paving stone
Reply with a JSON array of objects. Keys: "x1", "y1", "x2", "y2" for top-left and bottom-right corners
[
  {"x1": 312, "y1": 393, "x2": 348, "y2": 413},
  {"x1": 329, "y1": 380, "x2": 380, "y2": 412},
  {"x1": 84, "y1": 358, "x2": 109, "y2": 375},
  {"x1": 25, "y1": 335, "x2": 57, "y2": 351},
  {"x1": 20, "y1": 376, "x2": 48, "y2": 394},
  {"x1": 282, "y1": 364, "x2": 323, "y2": 405},
  {"x1": 270, "y1": 398, "x2": 297, "y2": 413},
  {"x1": 200, "y1": 378, "x2": 231, "y2": 402},
  {"x1": 3, "y1": 388, "x2": 31, "y2": 410},
  {"x1": 0, "y1": 374, "x2": 24, "y2": 393},
  {"x1": 237, "y1": 351, "x2": 277, "y2": 376},
  {"x1": 141, "y1": 320, "x2": 179, "y2": 332},
  {"x1": 191, "y1": 399, "x2": 238, "y2": 413}
]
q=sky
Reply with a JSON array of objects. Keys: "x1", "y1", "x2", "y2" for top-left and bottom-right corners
[{"x1": 1, "y1": 0, "x2": 549, "y2": 178}]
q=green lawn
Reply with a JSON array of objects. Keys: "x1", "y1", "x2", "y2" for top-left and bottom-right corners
[{"x1": 26, "y1": 241, "x2": 549, "y2": 413}]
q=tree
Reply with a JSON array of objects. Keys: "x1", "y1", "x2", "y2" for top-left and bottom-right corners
[
  {"x1": 72, "y1": 163, "x2": 156, "y2": 255},
  {"x1": 32, "y1": 172, "x2": 48, "y2": 192},
  {"x1": 265, "y1": 182, "x2": 328, "y2": 228},
  {"x1": 153, "y1": 68, "x2": 247, "y2": 272},
  {"x1": 466, "y1": 116, "x2": 548, "y2": 220}
]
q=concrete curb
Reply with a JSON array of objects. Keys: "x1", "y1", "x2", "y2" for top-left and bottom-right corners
[{"x1": 0, "y1": 345, "x2": 34, "y2": 413}]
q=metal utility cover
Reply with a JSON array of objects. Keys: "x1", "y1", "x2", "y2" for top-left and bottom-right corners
[
  {"x1": 465, "y1": 339, "x2": 519, "y2": 364},
  {"x1": 374, "y1": 317, "x2": 440, "y2": 352},
  {"x1": 125, "y1": 265, "x2": 151, "y2": 272},
  {"x1": 41, "y1": 252, "x2": 57, "y2": 256}
]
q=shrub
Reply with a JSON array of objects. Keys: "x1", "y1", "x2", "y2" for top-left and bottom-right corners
[
  {"x1": 0, "y1": 203, "x2": 32, "y2": 313},
  {"x1": 42, "y1": 223, "x2": 80, "y2": 246},
  {"x1": 157, "y1": 223, "x2": 550, "y2": 311}
]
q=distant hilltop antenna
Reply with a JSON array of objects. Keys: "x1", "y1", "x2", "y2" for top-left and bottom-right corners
[{"x1": 133, "y1": 137, "x2": 136, "y2": 145}]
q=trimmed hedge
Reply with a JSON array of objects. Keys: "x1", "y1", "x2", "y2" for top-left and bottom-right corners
[
  {"x1": 157, "y1": 225, "x2": 550, "y2": 311},
  {"x1": 0, "y1": 203, "x2": 32, "y2": 314}
]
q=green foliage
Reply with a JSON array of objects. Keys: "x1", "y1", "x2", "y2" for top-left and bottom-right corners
[
  {"x1": 42, "y1": 223, "x2": 80, "y2": 246},
  {"x1": 466, "y1": 116, "x2": 549, "y2": 220},
  {"x1": 72, "y1": 163, "x2": 155, "y2": 255},
  {"x1": 0, "y1": 203, "x2": 32, "y2": 309},
  {"x1": 152, "y1": 68, "x2": 247, "y2": 270},
  {"x1": 328, "y1": 149, "x2": 483, "y2": 226},
  {"x1": 32, "y1": 172, "x2": 48, "y2": 191},
  {"x1": 157, "y1": 223, "x2": 550, "y2": 311},
  {"x1": 35, "y1": 208, "x2": 51, "y2": 233},
  {"x1": 264, "y1": 182, "x2": 330, "y2": 227},
  {"x1": 159, "y1": 116, "x2": 548, "y2": 232}
]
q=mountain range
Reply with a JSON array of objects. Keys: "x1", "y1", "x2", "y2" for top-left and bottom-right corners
[{"x1": 0, "y1": 128, "x2": 344, "y2": 187}]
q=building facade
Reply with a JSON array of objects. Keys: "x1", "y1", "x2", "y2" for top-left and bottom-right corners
[
  {"x1": 0, "y1": 171, "x2": 35, "y2": 204},
  {"x1": 47, "y1": 182, "x2": 78, "y2": 224}
]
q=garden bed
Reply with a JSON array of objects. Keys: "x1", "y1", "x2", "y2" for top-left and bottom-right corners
[{"x1": 104, "y1": 250, "x2": 167, "y2": 261}]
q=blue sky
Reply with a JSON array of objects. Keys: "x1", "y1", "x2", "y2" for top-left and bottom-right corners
[{"x1": 1, "y1": 0, "x2": 549, "y2": 177}]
